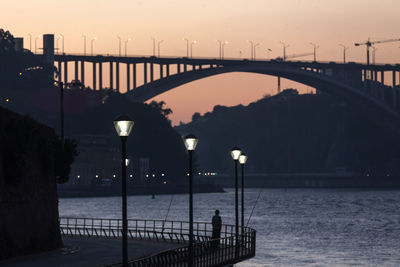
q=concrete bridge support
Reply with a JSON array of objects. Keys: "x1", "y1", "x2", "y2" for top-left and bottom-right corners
[
  {"x1": 116, "y1": 62, "x2": 120, "y2": 92},
  {"x1": 133, "y1": 64, "x2": 136, "y2": 89},
  {"x1": 92, "y1": 62, "x2": 96, "y2": 90},
  {"x1": 110, "y1": 62, "x2": 113, "y2": 90},
  {"x1": 57, "y1": 61, "x2": 62, "y2": 83},
  {"x1": 81, "y1": 61, "x2": 85, "y2": 86},
  {"x1": 64, "y1": 61, "x2": 68, "y2": 85},
  {"x1": 99, "y1": 62, "x2": 102, "y2": 90},
  {"x1": 393, "y1": 70, "x2": 397, "y2": 109},
  {"x1": 150, "y1": 63, "x2": 154, "y2": 82},
  {"x1": 144, "y1": 63, "x2": 147, "y2": 85},
  {"x1": 127, "y1": 63, "x2": 130, "y2": 92},
  {"x1": 74, "y1": 61, "x2": 78, "y2": 81}
]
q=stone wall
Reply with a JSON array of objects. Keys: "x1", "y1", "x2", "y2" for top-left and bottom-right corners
[{"x1": 0, "y1": 107, "x2": 62, "y2": 260}]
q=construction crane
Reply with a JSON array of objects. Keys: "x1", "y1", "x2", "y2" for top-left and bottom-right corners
[{"x1": 354, "y1": 38, "x2": 400, "y2": 65}]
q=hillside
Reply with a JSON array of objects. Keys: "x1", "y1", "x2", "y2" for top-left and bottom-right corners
[{"x1": 175, "y1": 89, "x2": 400, "y2": 175}]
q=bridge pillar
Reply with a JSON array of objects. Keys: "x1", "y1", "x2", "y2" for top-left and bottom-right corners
[
  {"x1": 99, "y1": 62, "x2": 103, "y2": 90},
  {"x1": 116, "y1": 62, "x2": 120, "y2": 92},
  {"x1": 166, "y1": 64, "x2": 170, "y2": 77},
  {"x1": 144, "y1": 63, "x2": 147, "y2": 84},
  {"x1": 184, "y1": 64, "x2": 187, "y2": 72},
  {"x1": 392, "y1": 70, "x2": 397, "y2": 109},
  {"x1": 92, "y1": 62, "x2": 97, "y2": 90},
  {"x1": 110, "y1": 62, "x2": 114, "y2": 90},
  {"x1": 74, "y1": 61, "x2": 79, "y2": 81},
  {"x1": 81, "y1": 60, "x2": 85, "y2": 86},
  {"x1": 177, "y1": 63, "x2": 181, "y2": 74},
  {"x1": 160, "y1": 64, "x2": 163, "y2": 79},
  {"x1": 150, "y1": 63, "x2": 154, "y2": 82},
  {"x1": 381, "y1": 71, "x2": 385, "y2": 101},
  {"x1": 63, "y1": 61, "x2": 68, "y2": 85},
  {"x1": 133, "y1": 64, "x2": 136, "y2": 89},
  {"x1": 57, "y1": 61, "x2": 62, "y2": 83},
  {"x1": 199, "y1": 65, "x2": 202, "y2": 70},
  {"x1": 127, "y1": 63, "x2": 130, "y2": 92}
]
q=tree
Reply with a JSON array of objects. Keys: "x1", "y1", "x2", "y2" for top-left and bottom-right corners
[
  {"x1": 148, "y1": 100, "x2": 173, "y2": 118},
  {"x1": 192, "y1": 112, "x2": 201, "y2": 122}
]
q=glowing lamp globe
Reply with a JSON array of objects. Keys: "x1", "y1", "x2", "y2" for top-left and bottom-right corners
[
  {"x1": 184, "y1": 134, "x2": 198, "y2": 151},
  {"x1": 239, "y1": 154, "x2": 248, "y2": 165},
  {"x1": 230, "y1": 147, "x2": 242, "y2": 160},
  {"x1": 114, "y1": 115, "x2": 134, "y2": 137}
]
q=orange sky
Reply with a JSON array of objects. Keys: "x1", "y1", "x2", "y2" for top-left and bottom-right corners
[{"x1": 2, "y1": 0, "x2": 400, "y2": 124}]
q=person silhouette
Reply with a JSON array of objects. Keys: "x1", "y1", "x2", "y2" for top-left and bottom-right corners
[{"x1": 211, "y1": 209, "x2": 222, "y2": 248}]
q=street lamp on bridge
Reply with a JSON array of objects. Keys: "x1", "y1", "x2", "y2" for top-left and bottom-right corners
[
  {"x1": 339, "y1": 44, "x2": 349, "y2": 64},
  {"x1": 266, "y1": 48, "x2": 272, "y2": 60},
  {"x1": 253, "y1": 43, "x2": 260, "y2": 60},
  {"x1": 81, "y1": 34, "x2": 86, "y2": 56},
  {"x1": 280, "y1": 41, "x2": 289, "y2": 61},
  {"x1": 113, "y1": 115, "x2": 134, "y2": 267},
  {"x1": 247, "y1": 40, "x2": 254, "y2": 60},
  {"x1": 183, "y1": 38, "x2": 189, "y2": 58},
  {"x1": 190, "y1": 40, "x2": 197, "y2": 58},
  {"x1": 125, "y1": 38, "x2": 131, "y2": 57},
  {"x1": 28, "y1": 33, "x2": 32, "y2": 51},
  {"x1": 217, "y1": 40, "x2": 222, "y2": 59},
  {"x1": 184, "y1": 134, "x2": 199, "y2": 267},
  {"x1": 230, "y1": 146, "x2": 242, "y2": 257},
  {"x1": 117, "y1": 36, "x2": 122, "y2": 56},
  {"x1": 157, "y1": 40, "x2": 164, "y2": 57},
  {"x1": 91, "y1": 37, "x2": 97, "y2": 56},
  {"x1": 60, "y1": 34, "x2": 64, "y2": 54},
  {"x1": 309, "y1": 42, "x2": 319, "y2": 62},
  {"x1": 35, "y1": 35, "x2": 40, "y2": 54},
  {"x1": 221, "y1": 41, "x2": 228, "y2": 59}
]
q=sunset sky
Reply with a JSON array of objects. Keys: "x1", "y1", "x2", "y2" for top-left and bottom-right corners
[{"x1": 2, "y1": 0, "x2": 400, "y2": 124}]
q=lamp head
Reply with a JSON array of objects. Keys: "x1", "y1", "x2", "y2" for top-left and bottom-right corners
[
  {"x1": 113, "y1": 114, "x2": 134, "y2": 137},
  {"x1": 230, "y1": 147, "x2": 242, "y2": 161},
  {"x1": 239, "y1": 154, "x2": 247, "y2": 165},
  {"x1": 184, "y1": 134, "x2": 198, "y2": 151}
]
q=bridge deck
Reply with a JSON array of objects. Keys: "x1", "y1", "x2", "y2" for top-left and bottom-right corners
[{"x1": 1, "y1": 236, "x2": 182, "y2": 267}]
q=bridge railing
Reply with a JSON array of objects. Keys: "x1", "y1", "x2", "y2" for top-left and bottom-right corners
[{"x1": 59, "y1": 217, "x2": 256, "y2": 267}]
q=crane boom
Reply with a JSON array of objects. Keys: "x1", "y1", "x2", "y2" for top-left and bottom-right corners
[{"x1": 354, "y1": 37, "x2": 400, "y2": 64}]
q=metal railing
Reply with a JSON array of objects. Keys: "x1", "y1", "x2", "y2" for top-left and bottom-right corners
[{"x1": 59, "y1": 217, "x2": 256, "y2": 267}]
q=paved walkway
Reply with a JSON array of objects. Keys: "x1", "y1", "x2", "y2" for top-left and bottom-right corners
[{"x1": 1, "y1": 236, "x2": 183, "y2": 267}]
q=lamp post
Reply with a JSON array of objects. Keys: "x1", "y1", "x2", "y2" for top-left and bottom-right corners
[
  {"x1": 217, "y1": 40, "x2": 222, "y2": 59},
  {"x1": 117, "y1": 36, "x2": 122, "y2": 56},
  {"x1": 280, "y1": 41, "x2": 289, "y2": 61},
  {"x1": 372, "y1": 46, "x2": 377, "y2": 65},
  {"x1": 222, "y1": 41, "x2": 228, "y2": 59},
  {"x1": 113, "y1": 115, "x2": 134, "y2": 267},
  {"x1": 247, "y1": 40, "x2": 254, "y2": 60},
  {"x1": 190, "y1": 40, "x2": 197, "y2": 58},
  {"x1": 157, "y1": 40, "x2": 164, "y2": 57},
  {"x1": 184, "y1": 134, "x2": 199, "y2": 267},
  {"x1": 28, "y1": 33, "x2": 32, "y2": 51},
  {"x1": 239, "y1": 153, "x2": 247, "y2": 235},
  {"x1": 56, "y1": 36, "x2": 60, "y2": 55},
  {"x1": 266, "y1": 48, "x2": 272, "y2": 60},
  {"x1": 35, "y1": 36, "x2": 40, "y2": 54},
  {"x1": 91, "y1": 37, "x2": 96, "y2": 56},
  {"x1": 253, "y1": 43, "x2": 260, "y2": 60},
  {"x1": 125, "y1": 38, "x2": 131, "y2": 57},
  {"x1": 339, "y1": 44, "x2": 349, "y2": 64},
  {"x1": 310, "y1": 42, "x2": 319, "y2": 62},
  {"x1": 230, "y1": 147, "x2": 242, "y2": 256},
  {"x1": 60, "y1": 34, "x2": 64, "y2": 54},
  {"x1": 81, "y1": 34, "x2": 86, "y2": 55},
  {"x1": 183, "y1": 38, "x2": 189, "y2": 57},
  {"x1": 151, "y1": 37, "x2": 156, "y2": 56}
]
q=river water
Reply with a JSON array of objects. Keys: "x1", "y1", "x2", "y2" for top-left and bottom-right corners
[{"x1": 59, "y1": 188, "x2": 400, "y2": 266}]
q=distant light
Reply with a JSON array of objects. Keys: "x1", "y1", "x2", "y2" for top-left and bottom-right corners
[
  {"x1": 95, "y1": 175, "x2": 99, "y2": 178},
  {"x1": 5, "y1": 99, "x2": 9, "y2": 102},
  {"x1": 162, "y1": 173, "x2": 165, "y2": 176},
  {"x1": 113, "y1": 174, "x2": 116, "y2": 178},
  {"x1": 146, "y1": 174, "x2": 149, "y2": 177},
  {"x1": 54, "y1": 81, "x2": 57, "y2": 85},
  {"x1": 152, "y1": 174, "x2": 155, "y2": 177},
  {"x1": 19, "y1": 73, "x2": 22, "y2": 76},
  {"x1": 130, "y1": 174, "x2": 133, "y2": 178},
  {"x1": 163, "y1": 181, "x2": 167, "y2": 184},
  {"x1": 198, "y1": 172, "x2": 201, "y2": 175},
  {"x1": 187, "y1": 173, "x2": 189, "y2": 176},
  {"x1": 77, "y1": 175, "x2": 80, "y2": 179}
]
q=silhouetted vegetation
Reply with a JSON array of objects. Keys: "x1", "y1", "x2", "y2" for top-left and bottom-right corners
[{"x1": 176, "y1": 89, "x2": 400, "y2": 175}]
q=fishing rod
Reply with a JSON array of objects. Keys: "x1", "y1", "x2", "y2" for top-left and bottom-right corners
[
  {"x1": 161, "y1": 191, "x2": 175, "y2": 232},
  {"x1": 246, "y1": 189, "x2": 263, "y2": 227}
]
